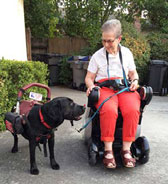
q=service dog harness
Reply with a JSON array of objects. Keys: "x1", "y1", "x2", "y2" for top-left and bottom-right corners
[{"x1": 39, "y1": 109, "x2": 52, "y2": 129}]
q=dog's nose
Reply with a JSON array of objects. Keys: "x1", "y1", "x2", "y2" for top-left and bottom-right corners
[{"x1": 82, "y1": 105, "x2": 86, "y2": 111}]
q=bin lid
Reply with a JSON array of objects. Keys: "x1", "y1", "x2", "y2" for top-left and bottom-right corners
[
  {"x1": 150, "y1": 60, "x2": 168, "y2": 66},
  {"x1": 68, "y1": 56, "x2": 91, "y2": 61},
  {"x1": 68, "y1": 56, "x2": 90, "y2": 64}
]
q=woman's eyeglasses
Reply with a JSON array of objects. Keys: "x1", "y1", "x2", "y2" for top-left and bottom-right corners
[{"x1": 102, "y1": 38, "x2": 116, "y2": 44}]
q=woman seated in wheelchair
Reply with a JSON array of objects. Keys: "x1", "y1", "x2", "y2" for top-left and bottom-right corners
[{"x1": 85, "y1": 19, "x2": 140, "y2": 169}]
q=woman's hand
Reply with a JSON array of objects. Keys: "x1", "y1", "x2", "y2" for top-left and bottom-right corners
[
  {"x1": 129, "y1": 79, "x2": 139, "y2": 91},
  {"x1": 86, "y1": 85, "x2": 96, "y2": 96},
  {"x1": 128, "y1": 70, "x2": 139, "y2": 91}
]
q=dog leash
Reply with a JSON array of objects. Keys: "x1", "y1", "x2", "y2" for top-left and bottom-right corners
[{"x1": 76, "y1": 86, "x2": 129, "y2": 133}]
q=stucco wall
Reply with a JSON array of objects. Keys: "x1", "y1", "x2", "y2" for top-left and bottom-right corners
[{"x1": 0, "y1": 0, "x2": 27, "y2": 61}]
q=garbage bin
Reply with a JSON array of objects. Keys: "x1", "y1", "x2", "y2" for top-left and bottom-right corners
[
  {"x1": 148, "y1": 60, "x2": 168, "y2": 95},
  {"x1": 68, "y1": 56, "x2": 90, "y2": 91},
  {"x1": 32, "y1": 53, "x2": 64, "y2": 86}
]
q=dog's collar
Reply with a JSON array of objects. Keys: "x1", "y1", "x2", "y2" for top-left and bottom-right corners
[{"x1": 39, "y1": 109, "x2": 51, "y2": 129}]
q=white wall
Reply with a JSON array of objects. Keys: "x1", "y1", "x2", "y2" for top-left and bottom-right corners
[{"x1": 0, "y1": 0, "x2": 27, "y2": 61}]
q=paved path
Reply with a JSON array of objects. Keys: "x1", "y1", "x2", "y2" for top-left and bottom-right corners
[{"x1": 0, "y1": 86, "x2": 168, "y2": 184}]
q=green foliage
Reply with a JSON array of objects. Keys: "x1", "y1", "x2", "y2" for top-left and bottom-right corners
[
  {"x1": 58, "y1": 56, "x2": 72, "y2": 85},
  {"x1": 24, "y1": 0, "x2": 60, "y2": 38},
  {"x1": 24, "y1": 0, "x2": 168, "y2": 39},
  {"x1": 115, "y1": 0, "x2": 146, "y2": 21},
  {"x1": 60, "y1": 0, "x2": 117, "y2": 54},
  {"x1": 0, "y1": 75, "x2": 8, "y2": 131},
  {"x1": 23, "y1": 0, "x2": 165, "y2": 85},
  {"x1": 49, "y1": 17, "x2": 60, "y2": 38},
  {"x1": 144, "y1": 0, "x2": 168, "y2": 34},
  {"x1": 121, "y1": 21, "x2": 151, "y2": 84},
  {"x1": 0, "y1": 59, "x2": 48, "y2": 131},
  {"x1": 146, "y1": 32, "x2": 168, "y2": 61},
  {"x1": 116, "y1": 0, "x2": 168, "y2": 34}
]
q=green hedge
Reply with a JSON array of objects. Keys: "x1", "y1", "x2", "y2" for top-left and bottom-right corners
[
  {"x1": 0, "y1": 59, "x2": 48, "y2": 131},
  {"x1": 0, "y1": 78, "x2": 8, "y2": 130}
]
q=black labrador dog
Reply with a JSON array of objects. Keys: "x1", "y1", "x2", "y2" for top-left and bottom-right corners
[{"x1": 11, "y1": 97, "x2": 85, "y2": 175}]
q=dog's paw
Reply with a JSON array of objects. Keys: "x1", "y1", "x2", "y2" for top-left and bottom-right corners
[
  {"x1": 11, "y1": 147, "x2": 18, "y2": 153},
  {"x1": 51, "y1": 163, "x2": 60, "y2": 170},
  {"x1": 50, "y1": 159, "x2": 60, "y2": 170},
  {"x1": 30, "y1": 168, "x2": 39, "y2": 175}
]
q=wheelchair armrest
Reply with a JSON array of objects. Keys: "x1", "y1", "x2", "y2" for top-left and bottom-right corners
[
  {"x1": 138, "y1": 86, "x2": 153, "y2": 105},
  {"x1": 87, "y1": 87, "x2": 100, "y2": 108},
  {"x1": 87, "y1": 85, "x2": 153, "y2": 108}
]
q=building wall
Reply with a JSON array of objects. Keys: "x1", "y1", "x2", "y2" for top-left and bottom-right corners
[{"x1": 0, "y1": 0, "x2": 27, "y2": 61}]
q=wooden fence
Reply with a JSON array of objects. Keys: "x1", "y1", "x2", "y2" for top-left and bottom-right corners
[
  {"x1": 31, "y1": 38, "x2": 48, "y2": 54},
  {"x1": 31, "y1": 36, "x2": 88, "y2": 55}
]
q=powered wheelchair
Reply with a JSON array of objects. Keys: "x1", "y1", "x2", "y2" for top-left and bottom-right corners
[{"x1": 83, "y1": 81, "x2": 153, "y2": 167}]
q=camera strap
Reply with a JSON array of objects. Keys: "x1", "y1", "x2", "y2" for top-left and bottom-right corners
[{"x1": 106, "y1": 45, "x2": 128, "y2": 87}]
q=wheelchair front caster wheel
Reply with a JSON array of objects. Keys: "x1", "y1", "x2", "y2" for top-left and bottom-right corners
[
  {"x1": 88, "y1": 150, "x2": 97, "y2": 166},
  {"x1": 139, "y1": 152, "x2": 149, "y2": 164},
  {"x1": 132, "y1": 136, "x2": 150, "y2": 165}
]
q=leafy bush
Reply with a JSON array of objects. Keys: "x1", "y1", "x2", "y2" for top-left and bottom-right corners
[
  {"x1": 58, "y1": 56, "x2": 73, "y2": 86},
  {"x1": 0, "y1": 59, "x2": 48, "y2": 131},
  {"x1": 146, "y1": 32, "x2": 168, "y2": 61},
  {"x1": 24, "y1": 0, "x2": 60, "y2": 38},
  {"x1": 121, "y1": 21, "x2": 151, "y2": 84},
  {"x1": 144, "y1": 0, "x2": 168, "y2": 34}
]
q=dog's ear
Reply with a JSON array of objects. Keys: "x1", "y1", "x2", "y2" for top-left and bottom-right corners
[{"x1": 43, "y1": 100, "x2": 63, "y2": 122}]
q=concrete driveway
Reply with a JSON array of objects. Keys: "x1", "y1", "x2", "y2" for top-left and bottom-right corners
[{"x1": 0, "y1": 86, "x2": 168, "y2": 184}]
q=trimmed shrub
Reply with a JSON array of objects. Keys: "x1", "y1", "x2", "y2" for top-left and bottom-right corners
[
  {"x1": 0, "y1": 78, "x2": 8, "y2": 130},
  {"x1": 0, "y1": 59, "x2": 48, "y2": 131}
]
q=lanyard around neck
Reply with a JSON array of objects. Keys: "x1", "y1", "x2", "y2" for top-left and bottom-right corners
[{"x1": 106, "y1": 46, "x2": 128, "y2": 87}]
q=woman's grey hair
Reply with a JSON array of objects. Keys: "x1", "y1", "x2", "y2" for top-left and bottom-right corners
[{"x1": 101, "y1": 19, "x2": 122, "y2": 38}]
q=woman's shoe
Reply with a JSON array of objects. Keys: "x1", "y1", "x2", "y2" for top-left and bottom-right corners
[
  {"x1": 120, "y1": 149, "x2": 136, "y2": 168},
  {"x1": 103, "y1": 150, "x2": 116, "y2": 169}
]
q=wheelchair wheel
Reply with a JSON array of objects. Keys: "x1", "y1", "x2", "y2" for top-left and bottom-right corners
[
  {"x1": 88, "y1": 149, "x2": 97, "y2": 166},
  {"x1": 160, "y1": 87, "x2": 168, "y2": 96},
  {"x1": 88, "y1": 141, "x2": 98, "y2": 166},
  {"x1": 138, "y1": 151, "x2": 149, "y2": 164},
  {"x1": 131, "y1": 136, "x2": 150, "y2": 164}
]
